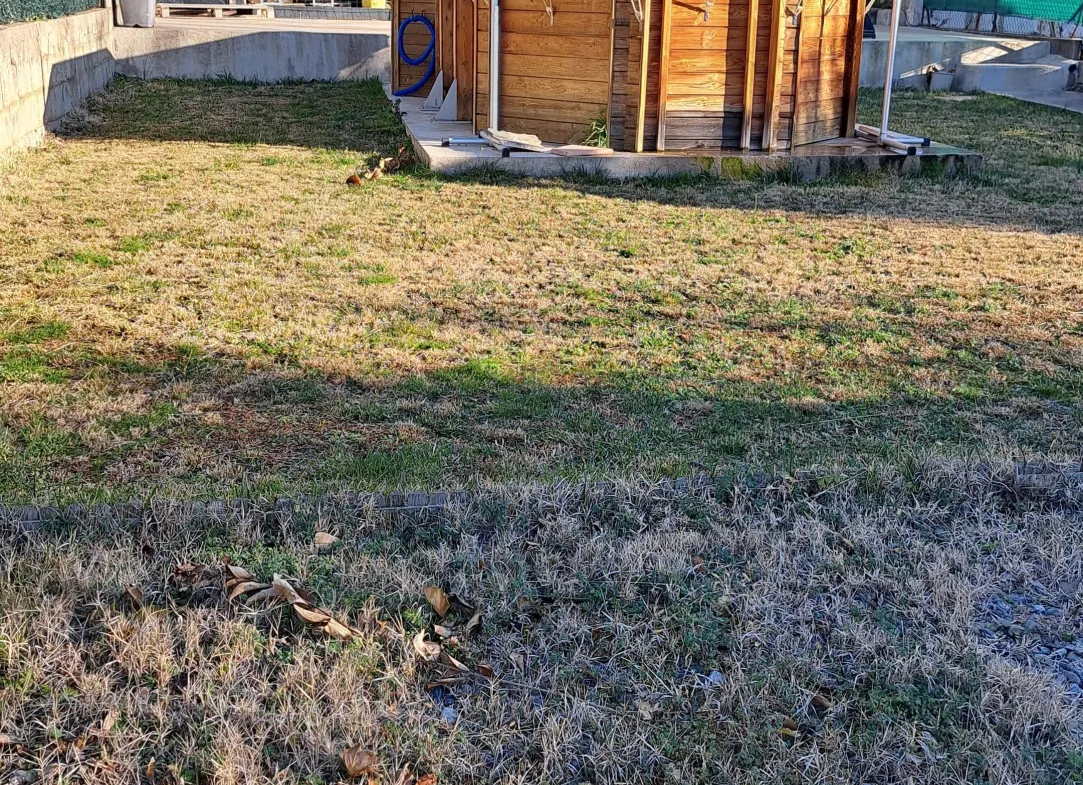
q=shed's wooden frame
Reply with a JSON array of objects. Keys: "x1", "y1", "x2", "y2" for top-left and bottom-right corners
[{"x1": 391, "y1": 0, "x2": 864, "y2": 151}]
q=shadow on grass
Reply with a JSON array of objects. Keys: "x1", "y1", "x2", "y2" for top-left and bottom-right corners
[
  {"x1": 2, "y1": 329, "x2": 1080, "y2": 505},
  {"x1": 65, "y1": 78, "x2": 1083, "y2": 236}
]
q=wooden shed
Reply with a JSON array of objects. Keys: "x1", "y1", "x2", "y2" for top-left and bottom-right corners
[{"x1": 390, "y1": 0, "x2": 865, "y2": 153}]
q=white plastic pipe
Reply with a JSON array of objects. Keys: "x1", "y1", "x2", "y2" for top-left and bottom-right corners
[
  {"x1": 489, "y1": 0, "x2": 500, "y2": 132},
  {"x1": 880, "y1": 0, "x2": 903, "y2": 146}
]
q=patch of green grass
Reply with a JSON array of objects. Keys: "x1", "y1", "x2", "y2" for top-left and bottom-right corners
[
  {"x1": 72, "y1": 250, "x2": 114, "y2": 269},
  {"x1": 118, "y1": 236, "x2": 150, "y2": 254},
  {"x1": 3, "y1": 320, "x2": 70, "y2": 345},
  {"x1": 0, "y1": 350, "x2": 69, "y2": 383}
]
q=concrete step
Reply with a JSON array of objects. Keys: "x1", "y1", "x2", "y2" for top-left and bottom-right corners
[{"x1": 953, "y1": 57, "x2": 1077, "y2": 93}]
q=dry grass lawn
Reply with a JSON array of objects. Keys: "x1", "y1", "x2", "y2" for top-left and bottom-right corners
[
  {"x1": 1, "y1": 465, "x2": 1082, "y2": 784},
  {"x1": 0, "y1": 79, "x2": 1081, "y2": 504},
  {"x1": 2, "y1": 77, "x2": 1083, "y2": 785}
]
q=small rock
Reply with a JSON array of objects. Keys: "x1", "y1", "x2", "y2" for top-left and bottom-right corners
[
  {"x1": 1008, "y1": 624, "x2": 1024, "y2": 638},
  {"x1": 1053, "y1": 648, "x2": 1068, "y2": 658},
  {"x1": 441, "y1": 706, "x2": 458, "y2": 724},
  {"x1": 1064, "y1": 670, "x2": 1081, "y2": 686},
  {"x1": 1023, "y1": 618, "x2": 1040, "y2": 633},
  {"x1": 707, "y1": 670, "x2": 725, "y2": 687}
]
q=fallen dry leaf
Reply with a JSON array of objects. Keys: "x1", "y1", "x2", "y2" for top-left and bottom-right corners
[
  {"x1": 315, "y1": 531, "x2": 339, "y2": 551},
  {"x1": 433, "y1": 624, "x2": 454, "y2": 639},
  {"x1": 416, "y1": 774, "x2": 437, "y2": 785},
  {"x1": 440, "y1": 650, "x2": 470, "y2": 673},
  {"x1": 341, "y1": 745, "x2": 379, "y2": 778},
  {"x1": 100, "y1": 709, "x2": 118, "y2": 734},
  {"x1": 412, "y1": 630, "x2": 442, "y2": 661},
  {"x1": 223, "y1": 563, "x2": 256, "y2": 582},
  {"x1": 476, "y1": 663, "x2": 495, "y2": 678},
  {"x1": 464, "y1": 610, "x2": 483, "y2": 637},
  {"x1": 0, "y1": 733, "x2": 14, "y2": 745},
  {"x1": 323, "y1": 617, "x2": 356, "y2": 641},
  {"x1": 228, "y1": 580, "x2": 269, "y2": 602},
  {"x1": 424, "y1": 586, "x2": 450, "y2": 618},
  {"x1": 345, "y1": 173, "x2": 362, "y2": 186},
  {"x1": 293, "y1": 604, "x2": 332, "y2": 625},
  {"x1": 509, "y1": 652, "x2": 525, "y2": 673},
  {"x1": 125, "y1": 585, "x2": 144, "y2": 609}
]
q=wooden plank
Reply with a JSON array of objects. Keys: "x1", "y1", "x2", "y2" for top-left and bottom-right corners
[
  {"x1": 439, "y1": 0, "x2": 455, "y2": 81},
  {"x1": 656, "y1": 0, "x2": 672, "y2": 151},
  {"x1": 760, "y1": 0, "x2": 785, "y2": 151},
  {"x1": 498, "y1": 116, "x2": 592, "y2": 143},
  {"x1": 500, "y1": 0, "x2": 612, "y2": 11},
  {"x1": 609, "y1": 6, "x2": 629, "y2": 150},
  {"x1": 787, "y1": 11, "x2": 803, "y2": 147},
  {"x1": 635, "y1": 0, "x2": 653, "y2": 151},
  {"x1": 479, "y1": 31, "x2": 612, "y2": 58},
  {"x1": 456, "y1": 0, "x2": 475, "y2": 120},
  {"x1": 740, "y1": 0, "x2": 759, "y2": 149},
  {"x1": 499, "y1": 10, "x2": 613, "y2": 35},
  {"x1": 495, "y1": 53, "x2": 612, "y2": 81},
  {"x1": 667, "y1": 2, "x2": 752, "y2": 25},
  {"x1": 500, "y1": 95, "x2": 609, "y2": 124},
  {"x1": 472, "y1": 0, "x2": 478, "y2": 132},
  {"x1": 392, "y1": 0, "x2": 400, "y2": 91},
  {"x1": 842, "y1": 0, "x2": 862, "y2": 137}
]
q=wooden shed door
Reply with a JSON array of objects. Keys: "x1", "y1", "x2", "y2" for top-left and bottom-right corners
[
  {"x1": 789, "y1": 0, "x2": 855, "y2": 146},
  {"x1": 477, "y1": 0, "x2": 615, "y2": 144},
  {"x1": 657, "y1": 0, "x2": 759, "y2": 150}
]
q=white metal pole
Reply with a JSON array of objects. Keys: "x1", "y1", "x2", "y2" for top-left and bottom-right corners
[
  {"x1": 489, "y1": 0, "x2": 500, "y2": 132},
  {"x1": 880, "y1": 0, "x2": 903, "y2": 147}
]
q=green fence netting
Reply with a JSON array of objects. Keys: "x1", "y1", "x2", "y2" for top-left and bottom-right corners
[
  {"x1": 0, "y1": 0, "x2": 100, "y2": 24},
  {"x1": 922, "y1": 0, "x2": 1083, "y2": 23}
]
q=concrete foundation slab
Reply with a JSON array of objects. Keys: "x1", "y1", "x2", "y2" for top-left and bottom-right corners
[{"x1": 389, "y1": 89, "x2": 983, "y2": 183}]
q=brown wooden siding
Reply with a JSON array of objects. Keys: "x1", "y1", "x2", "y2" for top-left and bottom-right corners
[
  {"x1": 463, "y1": 0, "x2": 858, "y2": 149},
  {"x1": 609, "y1": 6, "x2": 630, "y2": 150},
  {"x1": 476, "y1": 0, "x2": 614, "y2": 143},
  {"x1": 791, "y1": 0, "x2": 853, "y2": 146}
]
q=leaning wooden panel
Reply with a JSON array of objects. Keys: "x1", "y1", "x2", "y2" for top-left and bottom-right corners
[
  {"x1": 455, "y1": 0, "x2": 475, "y2": 120},
  {"x1": 842, "y1": 0, "x2": 863, "y2": 136},
  {"x1": 740, "y1": 0, "x2": 760, "y2": 149},
  {"x1": 761, "y1": 0, "x2": 785, "y2": 151}
]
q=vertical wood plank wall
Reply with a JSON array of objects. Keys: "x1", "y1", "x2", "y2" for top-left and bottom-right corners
[
  {"x1": 455, "y1": 0, "x2": 475, "y2": 119},
  {"x1": 609, "y1": 2, "x2": 630, "y2": 150},
  {"x1": 790, "y1": 0, "x2": 853, "y2": 146},
  {"x1": 451, "y1": 0, "x2": 860, "y2": 148},
  {"x1": 616, "y1": 0, "x2": 814, "y2": 151},
  {"x1": 392, "y1": 0, "x2": 439, "y2": 95},
  {"x1": 662, "y1": 0, "x2": 769, "y2": 150},
  {"x1": 476, "y1": 0, "x2": 615, "y2": 144}
]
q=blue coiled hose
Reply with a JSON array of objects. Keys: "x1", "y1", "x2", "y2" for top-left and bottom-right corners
[{"x1": 393, "y1": 15, "x2": 436, "y2": 97}]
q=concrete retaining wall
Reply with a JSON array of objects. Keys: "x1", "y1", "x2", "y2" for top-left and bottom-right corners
[
  {"x1": 0, "y1": 8, "x2": 115, "y2": 159},
  {"x1": 112, "y1": 20, "x2": 390, "y2": 82},
  {"x1": 860, "y1": 27, "x2": 1053, "y2": 88}
]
